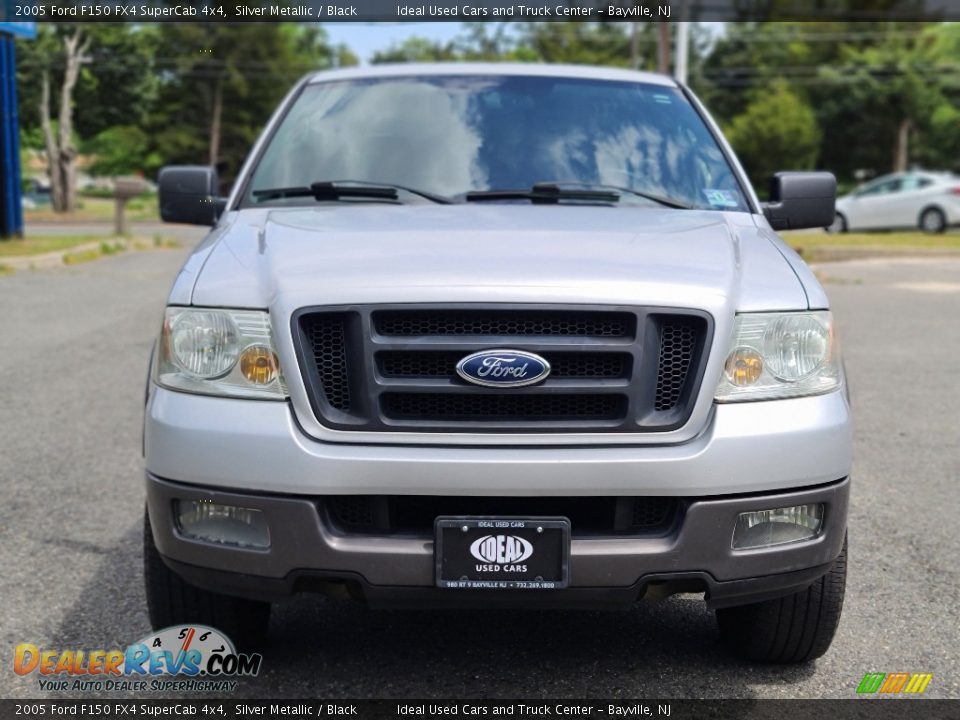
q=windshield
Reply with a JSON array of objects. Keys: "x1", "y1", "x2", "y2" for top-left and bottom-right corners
[{"x1": 243, "y1": 74, "x2": 750, "y2": 212}]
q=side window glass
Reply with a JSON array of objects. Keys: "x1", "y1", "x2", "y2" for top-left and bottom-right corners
[
  {"x1": 901, "y1": 176, "x2": 928, "y2": 191},
  {"x1": 860, "y1": 179, "x2": 902, "y2": 196}
]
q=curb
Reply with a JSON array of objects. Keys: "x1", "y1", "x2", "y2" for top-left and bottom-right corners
[
  {"x1": 1, "y1": 240, "x2": 127, "y2": 271},
  {"x1": 792, "y1": 246, "x2": 960, "y2": 263}
]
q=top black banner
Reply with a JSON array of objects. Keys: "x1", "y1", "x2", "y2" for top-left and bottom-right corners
[
  {"x1": 4, "y1": 0, "x2": 960, "y2": 23},
  {"x1": 0, "y1": 700, "x2": 958, "y2": 720}
]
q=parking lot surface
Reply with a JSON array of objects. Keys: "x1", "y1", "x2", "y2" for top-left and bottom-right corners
[{"x1": 1, "y1": 246, "x2": 957, "y2": 699}]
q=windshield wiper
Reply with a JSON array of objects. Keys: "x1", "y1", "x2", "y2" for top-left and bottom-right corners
[
  {"x1": 586, "y1": 184, "x2": 692, "y2": 210},
  {"x1": 252, "y1": 181, "x2": 453, "y2": 204},
  {"x1": 465, "y1": 183, "x2": 620, "y2": 205},
  {"x1": 537, "y1": 182, "x2": 693, "y2": 210}
]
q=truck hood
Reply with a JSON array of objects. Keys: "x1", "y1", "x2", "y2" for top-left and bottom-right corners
[{"x1": 185, "y1": 205, "x2": 809, "y2": 313}]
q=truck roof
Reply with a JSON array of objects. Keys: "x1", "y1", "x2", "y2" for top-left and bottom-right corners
[{"x1": 308, "y1": 62, "x2": 679, "y2": 87}]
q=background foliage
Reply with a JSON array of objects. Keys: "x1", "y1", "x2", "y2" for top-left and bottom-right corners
[
  {"x1": 15, "y1": 21, "x2": 960, "y2": 196},
  {"x1": 16, "y1": 24, "x2": 357, "y2": 188}
]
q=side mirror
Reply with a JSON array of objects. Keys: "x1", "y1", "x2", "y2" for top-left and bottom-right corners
[
  {"x1": 158, "y1": 166, "x2": 224, "y2": 226},
  {"x1": 761, "y1": 171, "x2": 836, "y2": 231}
]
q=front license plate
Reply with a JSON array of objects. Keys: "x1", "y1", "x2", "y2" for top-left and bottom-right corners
[{"x1": 435, "y1": 517, "x2": 570, "y2": 589}]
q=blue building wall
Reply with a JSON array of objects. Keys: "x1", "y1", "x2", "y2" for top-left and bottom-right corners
[
  {"x1": 0, "y1": 33, "x2": 25, "y2": 237},
  {"x1": 0, "y1": 22, "x2": 34, "y2": 237}
]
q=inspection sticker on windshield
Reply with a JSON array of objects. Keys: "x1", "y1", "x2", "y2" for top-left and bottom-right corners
[{"x1": 703, "y1": 189, "x2": 739, "y2": 208}]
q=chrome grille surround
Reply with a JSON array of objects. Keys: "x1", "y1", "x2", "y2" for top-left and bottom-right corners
[{"x1": 292, "y1": 304, "x2": 712, "y2": 434}]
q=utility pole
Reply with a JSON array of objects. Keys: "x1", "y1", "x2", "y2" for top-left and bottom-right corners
[
  {"x1": 630, "y1": 22, "x2": 640, "y2": 69},
  {"x1": 675, "y1": 22, "x2": 689, "y2": 85},
  {"x1": 657, "y1": 23, "x2": 670, "y2": 75}
]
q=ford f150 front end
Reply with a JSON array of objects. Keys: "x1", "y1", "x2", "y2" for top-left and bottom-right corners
[{"x1": 144, "y1": 64, "x2": 851, "y2": 663}]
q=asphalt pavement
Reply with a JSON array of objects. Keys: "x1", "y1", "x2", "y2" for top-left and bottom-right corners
[{"x1": 1, "y1": 244, "x2": 957, "y2": 699}]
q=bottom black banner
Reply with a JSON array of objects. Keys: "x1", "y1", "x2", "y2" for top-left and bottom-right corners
[{"x1": 1, "y1": 700, "x2": 957, "y2": 720}]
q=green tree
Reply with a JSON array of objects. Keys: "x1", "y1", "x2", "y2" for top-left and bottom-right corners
[
  {"x1": 514, "y1": 22, "x2": 636, "y2": 67},
  {"x1": 725, "y1": 81, "x2": 822, "y2": 191},
  {"x1": 697, "y1": 21, "x2": 959, "y2": 180},
  {"x1": 371, "y1": 22, "x2": 656, "y2": 67},
  {"x1": 371, "y1": 24, "x2": 526, "y2": 64},
  {"x1": 16, "y1": 24, "x2": 159, "y2": 208},
  {"x1": 819, "y1": 23, "x2": 949, "y2": 174},
  {"x1": 16, "y1": 24, "x2": 158, "y2": 139},
  {"x1": 371, "y1": 36, "x2": 460, "y2": 64},
  {"x1": 147, "y1": 24, "x2": 356, "y2": 187},
  {"x1": 916, "y1": 23, "x2": 960, "y2": 172},
  {"x1": 85, "y1": 126, "x2": 161, "y2": 177}
]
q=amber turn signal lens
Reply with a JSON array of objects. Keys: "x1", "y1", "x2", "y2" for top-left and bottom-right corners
[
  {"x1": 725, "y1": 347, "x2": 763, "y2": 386},
  {"x1": 239, "y1": 345, "x2": 279, "y2": 385}
]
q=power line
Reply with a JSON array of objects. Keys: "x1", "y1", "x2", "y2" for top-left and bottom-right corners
[
  {"x1": 720, "y1": 29, "x2": 929, "y2": 43},
  {"x1": 703, "y1": 64, "x2": 960, "y2": 76}
]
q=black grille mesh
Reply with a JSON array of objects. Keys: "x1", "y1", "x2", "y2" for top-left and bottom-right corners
[
  {"x1": 653, "y1": 318, "x2": 701, "y2": 412},
  {"x1": 329, "y1": 496, "x2": 375, "y2": 528},
  {"x1": 378, "y1": 351, "x2": 629, "y2": 379},
  {"x1": 301, "y1": 315, "x2": 352, "y2": 411},
  {"x1": 382, "y1": 393, "x2": 627, "y2": 421},
  {"x1": 374, "y1": 310, "x2": 633, "y2": 337},
  {"x1": 631, "y1": 496, "x2": 676, "y2": 526},
  {"x1": 327, "y1": 495, "x2": 677, "y2": 536}
]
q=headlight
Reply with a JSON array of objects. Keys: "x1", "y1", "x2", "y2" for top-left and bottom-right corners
[
  {"x1": 156, "y1": 307, "x2": 287, "y2": 399},
  {"x1": 169, "y1": 310, "x2": 240, "y2": 378},
  {"x1": 715, "y1": 311, "x2": 841, "y2": 402}
]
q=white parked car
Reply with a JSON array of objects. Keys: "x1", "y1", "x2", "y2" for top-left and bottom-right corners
[{"x1": 830, "y1": 171, "x2": 960, "y2": 233}]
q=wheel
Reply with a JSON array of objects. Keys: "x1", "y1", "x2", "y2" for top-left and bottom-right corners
[
  {"x1": 143, "y1": 510, "x2": 270, "y2": 649},
  {"x1": 826, "y1": 212, "x2": 847, "y2": 234},
  {"x1": 919, "y1": 207, "x2": 946, "y2": 234},
  {"x1": 716, "y1": 536, "x2": 847, "y2": 663}
]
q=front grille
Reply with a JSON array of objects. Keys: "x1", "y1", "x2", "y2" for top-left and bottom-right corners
[
  {"x1": 382, "y1": 393, "x2": 627, "y2": 422},
  {"x1": 329, "y1": 495, "x2": 376, "y2": 528},
  {"x1": 300, "y1": 314, "x2": 352, "y2": 412},
  {"x1": 293, "y1": 305, "x2": 711, "y2": 434},
  {"x1": 654, "y1": 318, "x2": 701, "y2": 411},
  {"x1": 379, "y1": 351, "x2": 630, "y2": 379},
  {"x1": 632, "y1": 496, "x2": 676, "y2": 526},
  {"x1": 375, "y1": 310, "x2": 632, "y2": 337},
  {"x1": 327, "y1": 495, "x2": 679, "y2": 537}
]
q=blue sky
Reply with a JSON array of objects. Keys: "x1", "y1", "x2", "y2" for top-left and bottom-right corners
[{"x1": 324, "y1": 22, "x2": 466, "y2": 63}]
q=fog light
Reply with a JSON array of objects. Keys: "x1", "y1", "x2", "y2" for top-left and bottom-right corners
[
  {"x1": 732, "y1": 504, "x2": 823, "y2": 550},
  {"x1": 175, "y1": 500, "x2": 270, "y2": 549}
]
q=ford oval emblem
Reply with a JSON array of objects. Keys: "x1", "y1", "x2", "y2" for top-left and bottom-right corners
[{"x1": 455, "y1": 349, "x2": 551, "y2": 388}]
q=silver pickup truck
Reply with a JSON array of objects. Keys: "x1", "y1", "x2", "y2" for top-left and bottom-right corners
[{"x1": 146, "y1": 63, "x2": 850, "y2": 663}]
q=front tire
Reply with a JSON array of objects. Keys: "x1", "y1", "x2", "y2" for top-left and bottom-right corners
[
  {"x1": 826, "y1": 212, "x2": 847, "y2": 234},
  {"x1": 716, "y1": 536, "x2": 847, "y2": 663},
  {"x1": 919, "y1": 207, "x2": 946, "y2": 234},
  {"x1": 143, "y1": 510, "x2": 270, "y2": 649}
]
